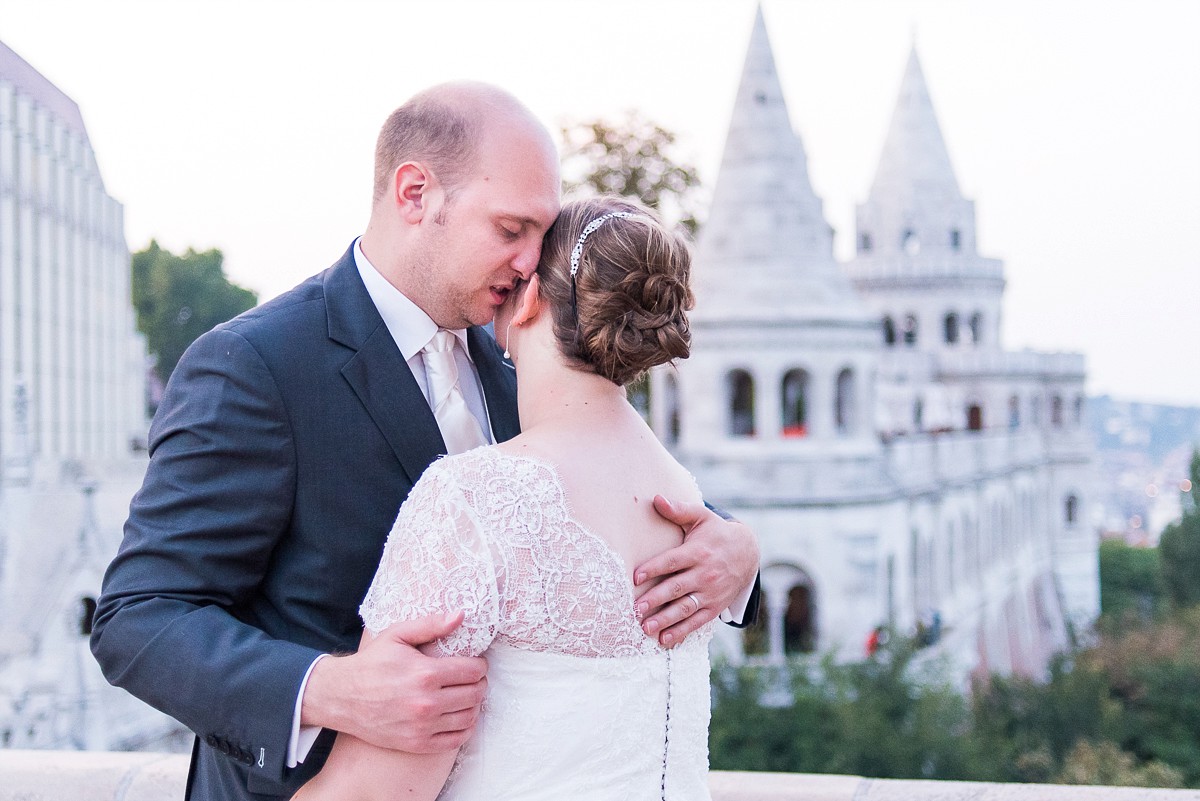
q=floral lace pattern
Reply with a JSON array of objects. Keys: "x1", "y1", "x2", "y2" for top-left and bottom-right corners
[
  {"x1": 361, "y1": 448, "x2": 666, "y2": 658},
  {"x1": 359, "y1": 447, "x2": 713, "y2": 801}
]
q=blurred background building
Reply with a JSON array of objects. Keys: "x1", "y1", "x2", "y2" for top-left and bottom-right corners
[
  {"x1": 650, "y1": 10, "x2": 1100, "y2": 681},
  {"x1": 0, "y1": 38, "x2": 187, "y2": 750}
]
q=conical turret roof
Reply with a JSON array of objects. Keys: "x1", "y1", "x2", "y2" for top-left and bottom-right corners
[
  {"x1": 695, "y1": 6, "x2": 864, "y2": 322},
  {"x1": 867, "y1": 46, "x2": 962, "y2": 208}
]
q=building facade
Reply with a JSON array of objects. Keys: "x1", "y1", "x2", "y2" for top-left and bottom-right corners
[
  {"x1": 0, "y1": 39, "x2": 185, "y2": 750},
  {"x1": 650, "y1": 9, "x2": 1099, "y2": 680}
]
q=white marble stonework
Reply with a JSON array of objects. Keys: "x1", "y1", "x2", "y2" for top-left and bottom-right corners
[
  {"x1": 650, "y1": 8, "x2": 1099, "y2": 679},
  {"x1": 0, "y1": 38, "x2": 182, "y2": 751}
]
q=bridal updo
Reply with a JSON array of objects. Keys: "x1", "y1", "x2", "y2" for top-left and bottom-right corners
[{"x1": 536, "y1": 197, "x2": 694, "y2": 386}]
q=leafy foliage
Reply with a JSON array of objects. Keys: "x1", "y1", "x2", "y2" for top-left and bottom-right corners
[
  {"x1": 1159, "y1": 451, "x2": 1200, "y2": 610},
  {"x1": 1098, "y1": 539, "x2": 1167, "y2": 625},
  {"x1": 711, "y1": 610, "x2": 1200, "y2": 787},
  {"x1": 560, "y1": 111, "x2": 704, "y2": 235},
  {"x1": 131, "y1": 241, "x2": 257, "y2": 388}
]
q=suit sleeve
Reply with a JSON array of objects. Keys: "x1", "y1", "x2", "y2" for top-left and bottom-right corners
[{"x1": 91, "y1": 326, "x2": 319, "y2": 780}]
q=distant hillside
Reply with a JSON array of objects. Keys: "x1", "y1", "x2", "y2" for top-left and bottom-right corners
[
  {"x1": 1089, "y1": 395, "x2": 1200, "y2": 464},
  {"x1": 1089, "y1": 395, "x2": 1200, "y2": 540}
]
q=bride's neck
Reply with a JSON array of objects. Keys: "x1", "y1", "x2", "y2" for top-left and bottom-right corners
[{"x1": 512, "y1": 345, "x2": 632, "y2": 432}]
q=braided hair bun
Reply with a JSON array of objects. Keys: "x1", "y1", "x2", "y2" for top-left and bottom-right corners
[{"x1": 536, "y1": 197, "x2": 694, "y2": 386}]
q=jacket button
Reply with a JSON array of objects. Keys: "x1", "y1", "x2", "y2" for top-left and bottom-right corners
[{"x1": 205, "y1": 734, "x2": 218, "y2": 748}]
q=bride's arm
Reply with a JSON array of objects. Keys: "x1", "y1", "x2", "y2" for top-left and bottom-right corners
[
  {"x1": 294, "y1": 734, "x2": 457, "y2": 801},
  {"x1": 297, "y1": 461, "x2": 500, "y2": 800},
  {"x1": 292, "y1": 632, "x2": 462, "y2": 801}
]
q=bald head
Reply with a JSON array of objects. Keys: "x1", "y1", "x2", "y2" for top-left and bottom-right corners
[{"x1": 372, "y1": 82, "x2": 553, "y2": 205}]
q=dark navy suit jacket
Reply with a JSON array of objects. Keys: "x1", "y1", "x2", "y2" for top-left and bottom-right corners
[{"x1": 91, "y1": 246, "x2": 520, "y2": 800}]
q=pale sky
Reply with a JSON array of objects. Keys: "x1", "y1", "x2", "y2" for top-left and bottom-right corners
[{"x1": 3, "y1": 0, "x2": 1198, "y2": 406}]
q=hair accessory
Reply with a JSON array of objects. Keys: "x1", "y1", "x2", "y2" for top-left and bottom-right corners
[
  {"x1": 570, "y1": 212, "x2": 634, "y2": 277},
  {"x1": 569, "y1": 211, "x2": 634, "y2": 317}
]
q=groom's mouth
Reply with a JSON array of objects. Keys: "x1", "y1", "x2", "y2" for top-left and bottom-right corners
[{"x1": 489, "y1": 284, "x2": 513, "y2": 305}]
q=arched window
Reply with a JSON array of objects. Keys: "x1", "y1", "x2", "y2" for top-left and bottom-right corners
[
  {"x1": 950, "y1": 229, "x2": 962, "y2": 251},
  {"x1": 1073, "y1": 395, "x2": 1085, "y2": 426},
  {"x1": 944, "y1": 312, "x2": 960, "y2": 345},
  {"x1": 967, "y1": 404, "x2": 983, "y2": 431},
  {"x1": 913, "y1": 397, "x2": 924, "y2": 431},
  {"x1": 1008, "y1": 395, "x2": 1020, "y2": 429},
  {"x1": 1065, "y1": 494, "x2": 1079, "y2": 525},
  {"x1": 835, "y1": 368, "x2": 855, "y2": 435},
  {"x1": 903, "y1": 314, "x2": 918, "y2": 347},
  {"x1": 727, "y1": 370, "x2": 755, "y2": 437},
  {"x1": 781, "y1": 369, "x2": 809, "y2": 438},
  {"x1": 1051, "y1": 395, "x2": 1064, "y2": 427},
  {"x1": 969, "y1": 312, "x2": 982, "y2": 344},
  {"x1": 663, "y1": 373, "x2": 681, "y2": 446},
  {"x1": 79, "y1": 596, "x2": 97, "y2": 636},
  {"x1": 784, "y1": 584, "x2": 816, "y2": 654},
  {"x1": 859, "y1": 232, "x2": 873, "y2": 253},
  {"x1": 882, "y1": 316, "x2": 896, "y2": 346}
]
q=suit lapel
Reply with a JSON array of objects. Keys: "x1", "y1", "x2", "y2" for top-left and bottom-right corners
[
  {"x1": 341, "y1": 327, "x2": 446, "y2": 485},
  {"x1": 468, "y1": 326, "x2": 520, "y2": 443},
  {"x1": 324, "y1": 246, "x2": 447, "y2": 485}
]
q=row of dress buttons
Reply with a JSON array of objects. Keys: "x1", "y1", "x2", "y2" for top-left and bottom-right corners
[{"x1": 204, "y1": 733, "x2": 255, "y2": 766}]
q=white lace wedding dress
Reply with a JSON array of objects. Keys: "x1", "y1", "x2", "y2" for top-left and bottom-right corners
[{"x1": 360, "y1": 447, "x2": 712, "y2": 801}]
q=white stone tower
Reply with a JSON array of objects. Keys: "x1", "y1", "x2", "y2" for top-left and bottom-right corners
[
  {"x1": 652, "y1": 7, "x2": 894, "y2": 663},
  {"x1": 0, "y1": 38, "x2": 174, "y2": 750},
  {"x1": 846, "y1": 45, "x2": 1098, "y2": 634}
]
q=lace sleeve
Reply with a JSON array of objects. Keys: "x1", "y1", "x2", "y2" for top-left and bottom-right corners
[{"x1": 359, "y1": 459, "x2": 500, "y2": 657}]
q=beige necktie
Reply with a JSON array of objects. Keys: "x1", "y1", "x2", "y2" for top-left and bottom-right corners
[{"x1": 422, "y1": 330, "x2": 488, "y2": 454}]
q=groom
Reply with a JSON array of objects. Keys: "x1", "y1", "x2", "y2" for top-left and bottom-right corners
[{"x1": 92, "y1": 82, "x2": 759, "y2": 801}]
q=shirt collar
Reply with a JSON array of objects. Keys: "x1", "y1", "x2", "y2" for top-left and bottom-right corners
[{"x1": 353, "y1": 237, "x2": 472, "y2": 361}]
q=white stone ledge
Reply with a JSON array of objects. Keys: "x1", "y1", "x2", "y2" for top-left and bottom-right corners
[{"x1": 2, "y1": 751, "x2": 1199, "y2": 800}]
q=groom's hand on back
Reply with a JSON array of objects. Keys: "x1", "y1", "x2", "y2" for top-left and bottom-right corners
[
  {"x1": 634, "y1": 497, "x2": 760, "y2": 648},
  {"x1": 301, "y1": 611, "x2": 488, "y2": 753}
]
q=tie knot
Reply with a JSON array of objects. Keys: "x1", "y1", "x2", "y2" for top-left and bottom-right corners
[{"x1": 425, "y1": 329, "x2": 457, "y2": 355}]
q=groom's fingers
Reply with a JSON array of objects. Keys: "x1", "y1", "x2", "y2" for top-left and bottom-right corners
[
  {"x1": 636, "y1": 496, "x2": 760, "y2": 647},
  {"x1": 385, "y1": 610, "x2": 466, "y2": 647}
]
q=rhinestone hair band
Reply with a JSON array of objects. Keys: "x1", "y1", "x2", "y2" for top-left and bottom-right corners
[{"x1": 569, "y1": 211, "x2": 635, "y2": 316}]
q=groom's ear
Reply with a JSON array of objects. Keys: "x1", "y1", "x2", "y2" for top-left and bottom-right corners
[
  {"x1": 513, "y1": 274, "x2": 541, "y2": 326},
  {"x1": 393, "y1": 161, "x2": 433, "y2": 223}
]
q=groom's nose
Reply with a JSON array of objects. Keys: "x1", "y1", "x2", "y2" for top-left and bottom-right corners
[{"x1": 512, "y1": 240, "x2": 541, "y2": 281}]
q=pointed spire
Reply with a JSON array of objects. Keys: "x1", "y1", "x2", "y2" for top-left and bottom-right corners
[
  {"x1": 868, "y1": 46, "x2": 962, "y2": 208},
  {"x1": 853, "y1": 45, "x2": 987, "y2": 263},
  {"x1": 696, "y1": 5, "x2": 864, "y2": 321}
]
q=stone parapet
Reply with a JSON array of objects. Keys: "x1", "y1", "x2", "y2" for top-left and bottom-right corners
[{"x1": 2, "y1": 751, "x2": 1199, "y2": 801}]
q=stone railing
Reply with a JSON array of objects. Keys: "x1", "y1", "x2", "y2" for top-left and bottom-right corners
[{"x1": 3, "y1": 750, "x2": 1200, "y2": 800}]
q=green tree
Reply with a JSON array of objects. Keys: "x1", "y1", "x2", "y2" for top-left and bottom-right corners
[
  {"x1": 1098, "y1": 539, "x2": 1166, "y2": 625},
  {"x1": 559, "y1": 113, "x2": 704, "y2": 413},
  {"x1": 560, "y1": 110, "x2": 704, "y2": 236},
  {"x1": 1056, "y1": 741, "x2": 1184, "y2": 788},
  {"x1": 1159, "y1": 450, "x2": 1200, "y2": 610},
  {"x1": 131, "y1": 240, "x2": 257, "y2": 388}
]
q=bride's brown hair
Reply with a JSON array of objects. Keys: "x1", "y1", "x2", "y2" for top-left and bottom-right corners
[{"x1": 535, "y1": 197, "x2": 694, "y2": 386}]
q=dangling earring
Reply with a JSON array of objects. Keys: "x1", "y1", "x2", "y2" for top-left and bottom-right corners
[{"x1": 503, "y1": 320, "x2": 515, "y2": 360}]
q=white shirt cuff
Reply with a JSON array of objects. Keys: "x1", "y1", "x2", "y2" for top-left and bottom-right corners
[
  {"x1": 718, "y1": 578, "x2": 756, "y2": 625},
  {"x1": 287, "y1": 654, "x2": 328, "y2": 768}
]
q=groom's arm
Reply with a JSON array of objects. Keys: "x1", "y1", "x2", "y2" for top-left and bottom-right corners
[
  {"x1": 634, "y1": 497, "x2": 761, "y2": 647},
  {"x1": 91, "y1": 328, "x2": 320, "y2": 782}
]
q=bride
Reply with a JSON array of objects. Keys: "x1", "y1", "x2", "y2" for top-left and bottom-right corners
[{"x1": 296, "y1": 196, "x2": 714, "y2": 801}]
